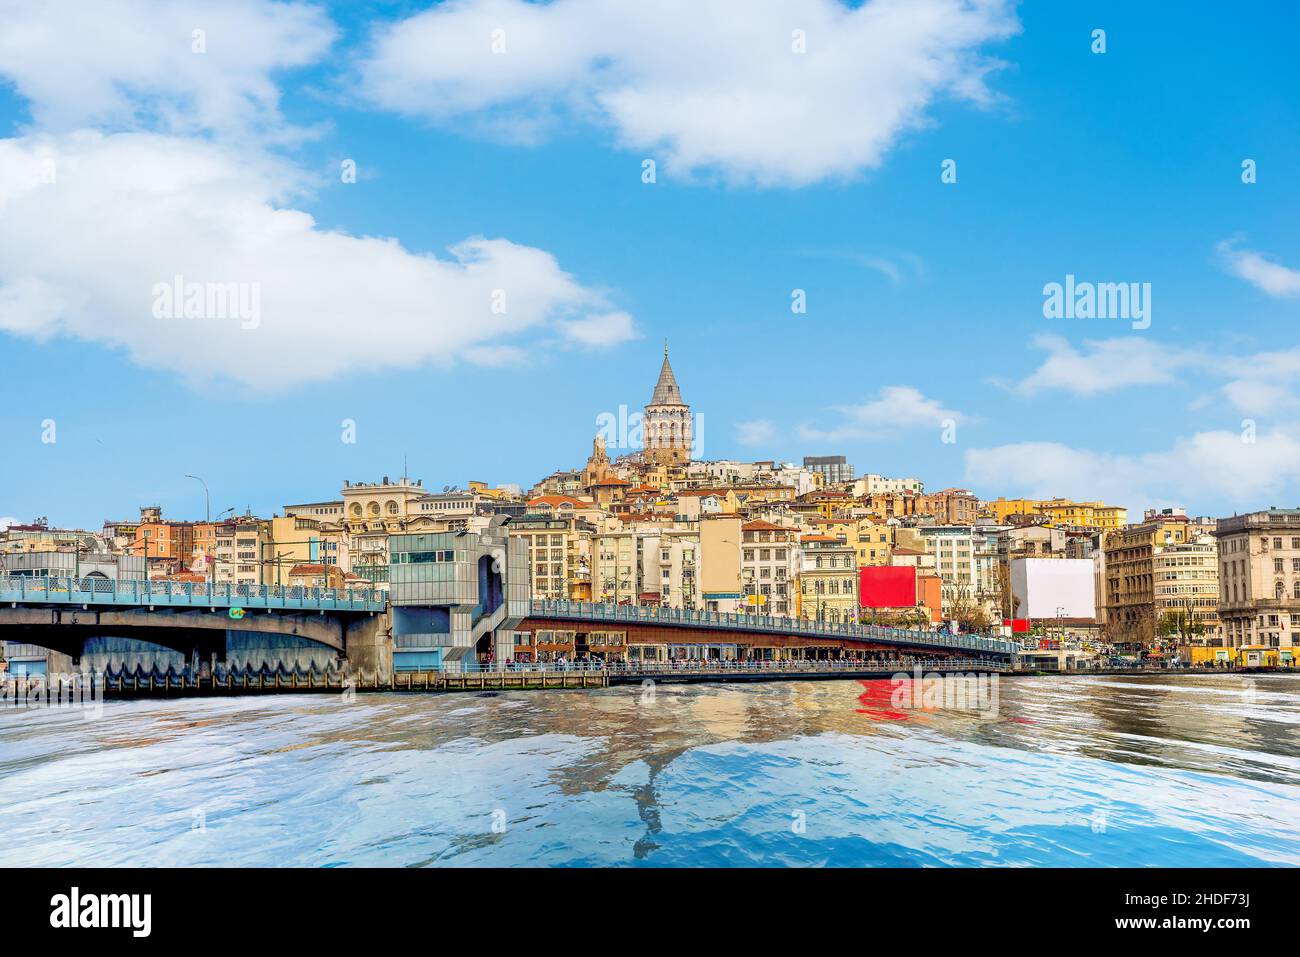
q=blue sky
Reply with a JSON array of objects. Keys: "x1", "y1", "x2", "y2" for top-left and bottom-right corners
[{"x1": 1, "y1": 0, "x2": 1298, "y2": 530}]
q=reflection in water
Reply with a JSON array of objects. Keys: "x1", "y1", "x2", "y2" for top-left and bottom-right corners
[{"x1": 1, "y1": 674, "x2": 1298, "y2": 867}]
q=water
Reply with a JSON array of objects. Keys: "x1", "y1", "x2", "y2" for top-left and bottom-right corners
[{"x1": 2, "y1": 674, "x2": 1298, "y2": 867}]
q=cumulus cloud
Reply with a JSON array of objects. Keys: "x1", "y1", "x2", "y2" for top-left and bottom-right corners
[
  {"x1": 799, "y1": 386, "x2": 963, "y2": 442},
  {"x1": 0, "y1": 1, "x2": 636, "y2": 392},
  {"x1": 1217, "y1": 239, "x2": 1300, "y2": 298},
  {"x1": 1010, "y1": 335, "x2": 1300, "y2": 417},
  {"x1": 1011, "y1": 335, "x2": 1197, "y2": 397},
  {"x1": 0, "y1": 0, "x2": 335, "y2": 139},
  {"x1": 964, "y1": 428, "x2": 1300, "y2": 515},
  {"x1": 735, "y1": 419, "x2": 777, "y2": 447},
  {"x1": 0, "y1": 131, "x2": 634, "y2": 390},
  {"x1": 555, "y1": 311, "x2": 638, "y2": 348},
  {"x1": 358, "y1": 0, "x2": 1020, "y2": 186}
]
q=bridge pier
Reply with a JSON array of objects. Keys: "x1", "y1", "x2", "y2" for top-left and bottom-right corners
[
  {"x1": 45, "y1": 649, "x2": 76, "y2": 677},
  {"x1": 344, "y1": 614, "x2": 392, "y2": 687}
]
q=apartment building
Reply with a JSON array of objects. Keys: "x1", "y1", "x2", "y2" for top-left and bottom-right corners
[
  {"x1": 1215, "y1": 509, "x2": 1300, "y2": 660},
  {"x1": 1103, "y1": 510, "x2": 1215, "y2": 647},
  {"x1": 986, "y1": 497, "x2": 1126, "y2": 530},
  {"x1": 1152, "y1": 536, "x2": 1220, "y2": 644},
  {"x1": 740, "y1": 520, "x2": 798, "y2": 617},
  {"x1": 211, "y1": 519, "x2": 270, "y2": 587},
  {"x1": 508, "y1": 513, "x2": 595, "y2": 601},
  {"x1": 917, "y1": 488, "x2": 981, "y2": 525},
  {"x1": 854, "y1": 474, "x2": 924, "y2": 496},
  {"x1": 796, "y1": 534, "x2": 858, "y2": 624},
  {"x1": 802, "y1": 455, "x2": 855, "y2": 486},
  {"x1": 647, "y1": 529, "x2": 700, "y2": 610},
  {"x1": 919, "y1": 525, "x2": 977, "y2": 619}
]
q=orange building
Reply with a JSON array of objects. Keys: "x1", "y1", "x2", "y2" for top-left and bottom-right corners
[{"x1": 917, "y1": 575, "x2": 943, "y2": 623}]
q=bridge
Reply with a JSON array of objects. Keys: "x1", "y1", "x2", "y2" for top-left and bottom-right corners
[
  {"x1": 0, "y1": 576, "x2": 388, "y2": 673},
  {"x1": 1, "y1": 578, "x2": 1019, "y2": 689},
  {"x1": 519, "y1": 599, "x2": 1020, "y2": 662}
]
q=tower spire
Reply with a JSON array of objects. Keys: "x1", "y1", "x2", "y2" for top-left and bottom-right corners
[{"x1": 650, "y1": 346, "x2": 684, "y2": 405}]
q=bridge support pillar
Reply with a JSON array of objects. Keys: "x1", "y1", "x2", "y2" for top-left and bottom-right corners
[
  {"x1": 344, "y1": 614, "x2": 392, "y2": 688},
  {"x1": 46, "y1": 649, "x2": 76, "y2": 676}
]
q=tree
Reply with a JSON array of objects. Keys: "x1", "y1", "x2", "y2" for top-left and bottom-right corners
[{"x1": 946, "y1": 587, "x2": 991, "y2": 633}]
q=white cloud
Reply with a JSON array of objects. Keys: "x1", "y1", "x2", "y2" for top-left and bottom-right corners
[
  {"x1": 1012, "y1": 335, "x2": 1196, "y2": 396},
  {"x1": 0, "y1": 131, "x2": 635, "y2": 391},
  {"x1": 358, "y1": 0, "x2": 1020, "y2": 187},
  {"x1": 1216, "y1": 239, "x2": 1300, "y2": 298},
  {"x1": 735, "y1": 419, "x2": 777, "y2": 447},
  {"x1": 555, "y1": 311, "x2": 638, "y2": 348},
  {"x1": 0, "y1": 0, "x2": 335, "y2": 139},
  {"x1": 964, "y1": 428, "x2": 1300, "y2": 515},
  {"x1": 799, "y1": 386, "x2": 963, "y2": 442},
  {"x1": 1011, "y1": 335, "x2": 1300, "y2": 417},
  {"x1": 0, "y1": 517, "x2": 18, "y2": 531}
]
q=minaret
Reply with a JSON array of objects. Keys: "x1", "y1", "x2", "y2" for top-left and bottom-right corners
[{"x1": 643, "y1": 342, "x2": 692, "y2": 465}]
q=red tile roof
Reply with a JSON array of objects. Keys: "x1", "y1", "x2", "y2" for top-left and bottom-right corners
[{"x1": 527, "y1": 495, "x2": 587, "y2": 508}]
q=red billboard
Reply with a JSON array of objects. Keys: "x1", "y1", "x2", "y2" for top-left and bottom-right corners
[{"x1": 859, "y1": 566, "x2": 917, "y2": 609}]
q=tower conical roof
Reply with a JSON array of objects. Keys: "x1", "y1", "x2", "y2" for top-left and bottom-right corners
[{"x1": 650, "y1": 345, "x2": 685, "y2": 406}]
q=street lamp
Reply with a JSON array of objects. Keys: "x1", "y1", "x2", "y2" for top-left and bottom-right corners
[{"x1": 184, "y1": 474, "x2": 210, "y2": 522}]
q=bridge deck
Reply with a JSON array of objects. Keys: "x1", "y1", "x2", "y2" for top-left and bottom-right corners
[
  {"x1": 0, "y1": 576, "x2": 385, "y2": 613},
  {"x1": 528, "y1": 599, "x2": 1019, "y2": 657}
]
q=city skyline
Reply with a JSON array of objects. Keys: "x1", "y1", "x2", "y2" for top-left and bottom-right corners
[{"x1": 2, "y1": 0, "x2": 1299, "y2": 529}]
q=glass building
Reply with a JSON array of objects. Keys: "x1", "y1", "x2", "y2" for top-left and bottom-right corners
[{"x1": 387, "y1": 524, "x2": 529, "y2": 671}]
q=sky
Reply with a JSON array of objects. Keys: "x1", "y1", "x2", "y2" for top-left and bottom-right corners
[{"x1": 0, "y1": 0, "x2": 1298, "y2": 531}]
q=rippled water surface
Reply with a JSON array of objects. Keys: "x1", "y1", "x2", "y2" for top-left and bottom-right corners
[{"x1": 2, "y1": 674, "x2": 1298, "y2": 866}]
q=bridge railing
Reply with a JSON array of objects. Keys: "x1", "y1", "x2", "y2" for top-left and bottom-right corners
[
  {"x1": 528, "y1": 599, "x2": 1020, "y2": 656},
  {"x1": 403, "y1": 657, "x2": 1009, "y2": 676},
  {"x1": 0, "y1": 576, "x2": 386, "y2": 611}
]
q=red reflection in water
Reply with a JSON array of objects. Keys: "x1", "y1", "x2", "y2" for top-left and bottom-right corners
[{"x1": 855, "y1": 679, "x2": 909, "y2": 721}]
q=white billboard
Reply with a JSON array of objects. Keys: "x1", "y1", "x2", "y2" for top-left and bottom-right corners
[{"x1": 1009, "y1": 558, "x2": 1096, "y2": 621}]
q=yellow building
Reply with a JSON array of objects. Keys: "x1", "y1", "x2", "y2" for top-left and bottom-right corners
[
  {"x1": 508, "y1": 513, "x2": 594, "y2": 601},
  {"x1": 986, "y1": 497, "x2": 1127, "y2": 530},
  {"x1": 265, "y1": 515, "x2": 349, "y2": 582},
  {"x1": 808, "y1": 517, "x2": 894, "y2": 567},
  {"x1": 466, "y1": 480, "x2": 519, "y2": 502},
  {"x1": 796, "y1": 534, "x2": 858, "y2": 624}
]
